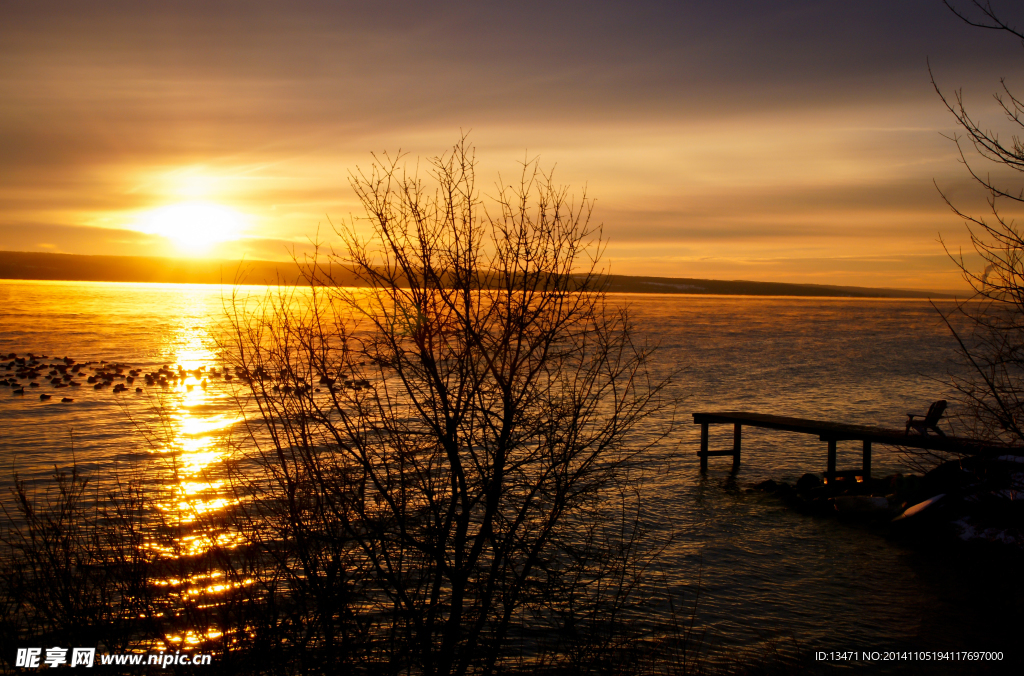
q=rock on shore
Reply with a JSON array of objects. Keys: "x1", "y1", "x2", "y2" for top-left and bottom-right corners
[{"x1": 751, "y1": 455, "x2": 1023, "y2": 551}]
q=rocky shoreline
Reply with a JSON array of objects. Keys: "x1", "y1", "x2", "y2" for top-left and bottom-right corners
[{"x1": 751, "y1": 454, "x2": 1024, "y2": 553}]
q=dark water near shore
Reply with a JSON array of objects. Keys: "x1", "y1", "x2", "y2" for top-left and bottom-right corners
[{"x1": 0, "y1": 280, "x2": 1014, "y2": 670}]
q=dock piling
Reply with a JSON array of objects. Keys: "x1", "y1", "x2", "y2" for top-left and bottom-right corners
[
  {"x1": 697, "y1": 421, "x2": 741, "y2": 472},
  {"x1": 827, "y1": 439, "x2": 837, "y2": 483},
  {"x1": 700, "y1": 422, "x2": 709, "y2": 472},
  {"x1": 733, "y1": 423, "x2": 742, "y2": 472},
  {"x1": 863, "y1": 439, "x2": 871, "y2": 481}
]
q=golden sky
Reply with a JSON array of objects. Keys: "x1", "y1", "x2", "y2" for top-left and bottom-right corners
[{"x1": 2, "y1": 1, "x2": 1023, "y2": 290}]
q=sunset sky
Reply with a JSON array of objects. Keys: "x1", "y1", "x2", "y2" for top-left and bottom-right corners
[{"x1": 2, "y1": 1, "x2": 1023, "y2": 290}]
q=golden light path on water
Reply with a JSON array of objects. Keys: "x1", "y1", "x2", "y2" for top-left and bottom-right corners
[
  {"x1": 130, "y1": 295, "x2": 254, "y2": 648},
  {"x1": 131, "y1": 284, "x2": 394, "y2": 650},
  {"x1": 144, "y1": 324, "x2": 242, "y2": 549}
]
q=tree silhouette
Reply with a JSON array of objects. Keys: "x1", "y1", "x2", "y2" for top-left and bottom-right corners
[
  {"x1": 226, "y1": 136, "x2": 671, "y2": 674},
  {"x1": 934, "y1": 2, "x2": 1024, "y2": 443}
]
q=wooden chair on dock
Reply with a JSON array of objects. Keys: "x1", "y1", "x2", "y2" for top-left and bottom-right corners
[{"x1": 905, "y1": 400, "x2": 947, "y2": 437}]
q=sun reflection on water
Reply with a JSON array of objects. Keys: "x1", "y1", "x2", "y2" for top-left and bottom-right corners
[
  {"x1": 178, "y1": 480, "x2": 225, "y2": 495},
  {"x1": 144, "y1": 530, "x2": 245, "y2": 558},
  {"x1": 177, "y1": 412, "x2": 237, "y2": 437},
  {"x1": 126, "y1": 299, "x2": 253, "y2": 639},
  {"x1": 154, "y1": 571, "x2": 255, "y2": 597},
  {"x1": 1, "y1": 281, "x2": 304, "y2": 653},
  {"x1": 165, "y1": 629, "x2": 225, "y2": 646}
]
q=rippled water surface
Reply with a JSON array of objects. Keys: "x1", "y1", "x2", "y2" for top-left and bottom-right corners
[{"x1": 0, "y1": 279, "x2": 1013, "y2": 668}]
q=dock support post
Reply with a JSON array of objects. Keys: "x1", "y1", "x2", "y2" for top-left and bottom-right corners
[
  {"x1": 826, "y1": 439, "x2": 836, "y2": 483},
  {"x1": 863, "y1": 440, "x2": 871, "y2": 482},
  {"x1": 732, "y1": 423, "x2": 742, "y2": 472},
  {"x1": 700, "y1": 422, "x2": 709, "y2": 472}
]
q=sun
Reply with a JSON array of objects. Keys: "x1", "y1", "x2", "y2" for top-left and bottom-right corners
[{"x1": 138, "y1": 202, "x2": 248, "y2": 255}]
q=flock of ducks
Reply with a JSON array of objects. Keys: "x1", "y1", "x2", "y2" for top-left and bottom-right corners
[
  {"x1": 3, "y1": 353, "x2": 83, "y2": 402},
  {"x1": 2, "y1": 352, "x2": 224, "y2": 403},
  {"x1": 3, "y1": 352, "x2": 374, "y2": 403}
]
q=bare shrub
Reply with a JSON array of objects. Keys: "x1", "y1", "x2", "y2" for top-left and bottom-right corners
[{"x1": 0, "y1": 463, "x2": 159, "y2": 664}]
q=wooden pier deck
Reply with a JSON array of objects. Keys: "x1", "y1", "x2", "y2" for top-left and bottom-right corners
[{"x1": 693, "y1": 411, "x2": 1024, "y2": 480}]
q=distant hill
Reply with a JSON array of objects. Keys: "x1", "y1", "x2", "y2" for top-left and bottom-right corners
[
  {"x1": 0, "y1": 250, "x2": 334, "y2": 286},
  {"x1": 597, "y1": 274, "x2": 957, "y2": 298},
  {"x1": 0, "y1": 250, "x2": 957, "y2": 298}
]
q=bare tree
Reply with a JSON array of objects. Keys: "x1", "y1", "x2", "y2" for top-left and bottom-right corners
[
  {"x1": 226, "y1": 136, "x2": 671, "y2": 675},
  {"x1": 933, "y1": 2, "x2": 1024, "y2": 443}
]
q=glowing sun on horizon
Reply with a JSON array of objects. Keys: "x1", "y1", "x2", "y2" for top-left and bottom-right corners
[{"x1": 138, "y1": 202, "x2": 248, "y2": 255}]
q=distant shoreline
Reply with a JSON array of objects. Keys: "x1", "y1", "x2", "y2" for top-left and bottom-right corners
[{"x1": 0, "y1": 250, "x2": 961, "y2": 299}]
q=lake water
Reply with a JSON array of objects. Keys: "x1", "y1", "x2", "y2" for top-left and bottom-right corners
[{"x1": 0, "y1": 279, "x2": 1014, "y2": 671}]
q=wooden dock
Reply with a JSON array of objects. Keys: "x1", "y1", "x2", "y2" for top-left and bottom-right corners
[{"x1": 693, "y1": 411, "x2": 1023, "y2": 481}]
